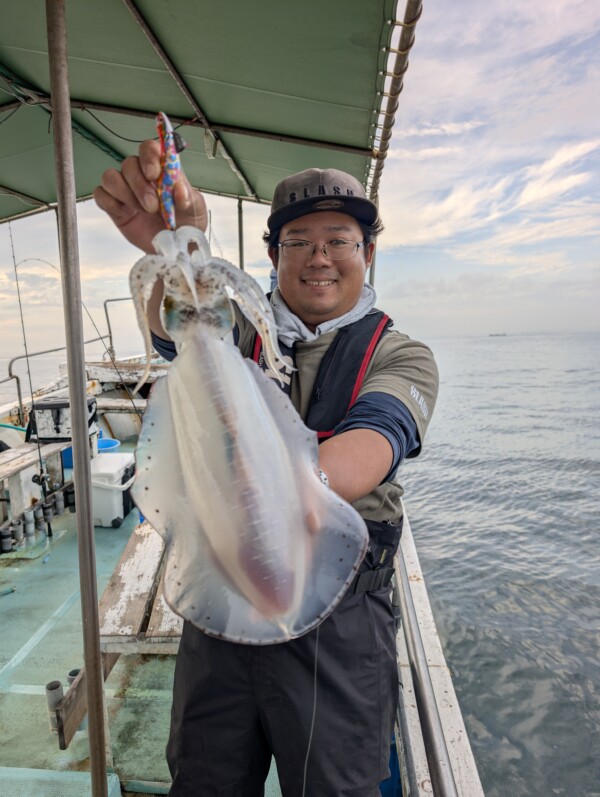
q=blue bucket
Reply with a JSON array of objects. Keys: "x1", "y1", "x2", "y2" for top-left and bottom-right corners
[
  {"x1": 98, "y1": 438, "x2": 120, "y2": 453},
  {"x1": 62, "y1": 437, "x2": 120, "y2": 468}
]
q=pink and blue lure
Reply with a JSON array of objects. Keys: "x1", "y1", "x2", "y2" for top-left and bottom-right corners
[{"x1": 156, "y1": 112, "x2": 183, "y2": 230}]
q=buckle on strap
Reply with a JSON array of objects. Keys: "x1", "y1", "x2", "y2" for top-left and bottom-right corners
[{"x1": 350, "y1": 567, "x2": 394, "y2": 593}]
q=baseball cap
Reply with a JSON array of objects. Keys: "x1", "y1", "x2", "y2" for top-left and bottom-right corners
[{"x1": 267, "y1": 168, "x2": 378, "y2": 232}]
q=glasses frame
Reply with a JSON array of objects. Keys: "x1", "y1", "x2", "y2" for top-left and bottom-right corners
[{"x1": 277, "y1": 238, "x2": 365, "y2": 261}]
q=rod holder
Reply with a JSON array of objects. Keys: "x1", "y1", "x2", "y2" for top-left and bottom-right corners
[{"x1": 46, "y1": 680, "x2": 64, "y2": 733}]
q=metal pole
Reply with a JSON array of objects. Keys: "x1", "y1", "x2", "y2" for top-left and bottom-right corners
[
  {"x1": 368, "y1": 248, "x2": 376, "y2": 287},
  {"x1": 237, "y1": 198, "x2": 245, "y2": 271},
  {"x1": 45, "y1": 3, "x2": 108, "y2": 797},
  {"x1": 397, "y1": 553, "x2": 459, "y2": 797}
]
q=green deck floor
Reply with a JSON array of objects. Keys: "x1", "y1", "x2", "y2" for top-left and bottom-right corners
[{"x1": 0, "y1": 500, "x2": 283, "y2": 795}]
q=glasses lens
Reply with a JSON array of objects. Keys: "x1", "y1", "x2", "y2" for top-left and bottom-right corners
[
  {"x1": 280, "y1": 240, "x2": 312, "y2": 261},
  {"x1": 280, "y1": 240, "x2": 360, "y2": 261},
  {"x1": 325, "y1": 241, "x2": 358, "y2": 260}
]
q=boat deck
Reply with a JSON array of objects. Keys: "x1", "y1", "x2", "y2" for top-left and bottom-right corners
[{"x1": 0, "y1": 504, "x2": 282, "y2": 795}]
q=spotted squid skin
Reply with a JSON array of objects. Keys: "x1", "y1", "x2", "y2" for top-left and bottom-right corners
[{"x1": 129, "y1": 226, "x2": 290, "y2": 393}]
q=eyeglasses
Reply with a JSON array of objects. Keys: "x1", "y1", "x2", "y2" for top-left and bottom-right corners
[{"x1": 277, "y1": 239, "x2": 365, "y2": 262}]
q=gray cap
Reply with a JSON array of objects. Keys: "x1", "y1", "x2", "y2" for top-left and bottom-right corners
[{"x1": 267, "y1": 168, "x2": 378, "y2": 232}]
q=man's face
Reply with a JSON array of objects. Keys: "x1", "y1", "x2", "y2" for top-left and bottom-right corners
[{"x1": 269, "y1": 211, "x2": 374, "y2": 330}]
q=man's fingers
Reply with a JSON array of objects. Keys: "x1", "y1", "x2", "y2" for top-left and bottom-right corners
[
  {"x1": 120, "y1": 156, "x2": 159, "y2": 214},
  {"x1": 92, "y1": 185, "x2": 138, "y2": 228},
  {"x1": 173, "y1": 178, "x2": 191, "y2": 210},
  {"x1": 139, "y1": 139, "x2": 162, "y2": 182},
  {"x1": 99, "y1": 166, "x2": 143, "y2": 212}
]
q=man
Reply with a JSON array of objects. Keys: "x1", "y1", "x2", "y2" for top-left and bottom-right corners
[{"x1": 95, "y1": 147, "x2": 438, "y2": 797}]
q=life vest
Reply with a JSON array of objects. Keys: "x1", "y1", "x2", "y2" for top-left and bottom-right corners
[{"x1": 251, "y1": 310, "x2": 392, "y2": 441}]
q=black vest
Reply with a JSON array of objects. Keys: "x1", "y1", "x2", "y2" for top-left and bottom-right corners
[{"x1": 251, "y1": 310, "x2": 392, "y2": 440}]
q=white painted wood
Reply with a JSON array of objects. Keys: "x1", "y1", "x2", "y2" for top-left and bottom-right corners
[
  {"x1": 98, "y1": 521, "x2": 164, "y2": 641},
  {"x1": 84, "y1": 362, "x2": 169, "y2": 383},
  {"x1": 146, "y1": 569, "x2": 184, "y2": 641},
  {"x1": 7, "y1": 465, "x2": 43, "y2": 519},
  {"x1": 95, "y1": 398, "x2": 147, "y2": 413},
  {"x1": 0, "y1": 442, "x2": 68, "y2": 518},
  {"x1": 100, "y1": 639, "x2": 180, "y2": 656},
  {"x1": 0, "y1": 442, "x2": 68, "y2": 481}
]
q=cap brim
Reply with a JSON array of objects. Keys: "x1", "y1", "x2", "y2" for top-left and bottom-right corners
[{"x1": 267, "y1": 195, "x2": 378, "y2": 233}]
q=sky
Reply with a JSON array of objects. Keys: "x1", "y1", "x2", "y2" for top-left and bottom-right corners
[{"x1": 1, "y1": 0, "x2": 599, "y2": 359}]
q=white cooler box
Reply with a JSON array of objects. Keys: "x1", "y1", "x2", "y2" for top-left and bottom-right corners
[{"x1": 90, "y1": 452, "x2": 136, "y2": 528}]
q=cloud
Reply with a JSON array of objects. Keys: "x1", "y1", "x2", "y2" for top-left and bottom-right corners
[
  {"x1": 517, "y1": 140, "x2": 600, "y2": 208},
  {"x1": 397, "y1": 121, "x2": 486, "y2": 138},
  {"x1": 375, "y1": 267, "x2": 600, "y2": 338}
]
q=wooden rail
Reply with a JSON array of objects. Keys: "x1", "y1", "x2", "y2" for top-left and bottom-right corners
[{"x1": 54, "y1": 521, "x2": 182, "y2": 751}]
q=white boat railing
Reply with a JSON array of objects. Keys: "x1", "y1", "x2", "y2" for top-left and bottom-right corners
[
  {"x1": 394, "y1": 511, "x2": 485, "y2": 796},
  {"x1": 1, "y1": 336, "x2": 109, "y2": 426}
]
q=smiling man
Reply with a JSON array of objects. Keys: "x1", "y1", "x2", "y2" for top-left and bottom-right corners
[{"x1": 95, "y1": 157, "x2": 438, "y2": 797}]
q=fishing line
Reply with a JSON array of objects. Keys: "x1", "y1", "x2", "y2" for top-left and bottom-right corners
[
  {"x1": 81, "y1": 108, "x2": 185, "y2": 145},
  {"x1": 8, "y1": 223, "x2": 47, "y2": 492},
  {"x1": 301, "y1": 623, "x2": 320, "y2": 797}
]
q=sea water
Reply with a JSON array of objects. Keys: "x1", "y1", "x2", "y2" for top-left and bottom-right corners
[
  {"x1": 401, "y1": 331, "x2": 600, "y2": 796},
  {"x1": 2, "y1": 332, "x2": 599, "y2": 794}
]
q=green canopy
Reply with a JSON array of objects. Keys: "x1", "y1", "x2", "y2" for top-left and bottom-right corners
[{"x1": 0, "y1": 0, "x2": 420, "y2": 223}]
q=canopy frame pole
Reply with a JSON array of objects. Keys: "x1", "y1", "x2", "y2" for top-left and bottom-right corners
[
  {"x1": 237, "y1": 199, "x2": 245, "y2": 271},
  {"x1": 0, "y1": 183, "x2": 49, "y2": 208},
  {"x1": 0, "y1": 89, "x2": 375, "y2": 159},
  {"x1": 120, "y1": 0, "x2": 258, "y2": 200},
  {"x1": 45, "y1": 3, "x2": 109, "y2": 796}
]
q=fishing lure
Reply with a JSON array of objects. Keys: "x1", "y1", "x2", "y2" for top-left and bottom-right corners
[{"x1": 156, "y1": 112, "x2": 184, "y2": 230}]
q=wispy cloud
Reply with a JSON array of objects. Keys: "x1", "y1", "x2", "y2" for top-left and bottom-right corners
[
  {"x1": 517, "y1": 140, "x2": 600, "y2": 208},
  {"x1": 397, "y1": 121, "x2": 486, "y2": 138}
]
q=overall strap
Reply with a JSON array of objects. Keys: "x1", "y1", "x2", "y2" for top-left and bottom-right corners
[
  {"x1": 250, "y1": 310, "x2": 391, "y2": 430},
  {"x1": 307, "y1": 311, "x2": 391, "y2": 439}
]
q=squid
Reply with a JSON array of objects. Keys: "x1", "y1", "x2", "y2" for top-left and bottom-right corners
[
  {"x1": 130, "y1": 227, "x2": 368, "y2": 643},
  {"x1": 128, "y1": 114, "x2": 367, "y2": 643}
]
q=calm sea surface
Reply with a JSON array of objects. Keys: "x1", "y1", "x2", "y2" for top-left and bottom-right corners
[
  {"x1": 400, "y1": 331, "x2": 600, "y2": 797},
  {"x1": 2, "y1": 332, "x2": 599, "y2": 795}
]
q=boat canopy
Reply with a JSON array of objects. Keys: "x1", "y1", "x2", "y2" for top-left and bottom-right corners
[{"x1": 0, "y1": 0, "x2": 420, "y2": 224}]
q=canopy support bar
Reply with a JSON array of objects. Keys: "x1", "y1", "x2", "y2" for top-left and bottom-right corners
[
  {"x1": 121, "y1": 0, "x2": 258, "y2": 201},
  {"x1": 46, "y1": 3, "x2": 109, "y2": 796},
  {"x1": 237, "y1": 199, "x2": 245, "y2": 271},
  {"x1": 0, "y1": 87, "x2": 376, "y2": 164},
  {"x1": 75, "y1": 99, "x2": 378, "y2": 157},
  {"x1": 0, "y1": 183, "x2": 49, "y2": 208}
]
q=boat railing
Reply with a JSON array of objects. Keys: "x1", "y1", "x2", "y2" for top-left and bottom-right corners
[
  {"x1": 395, "y1": 548, "x2": 460, "y2": 797},
  {"x1": 1, "y1": 335, "x2": 109, "y2": 426},
  {"x1": 103, "y1": 297, "x2": 133, "y2": 359}
]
